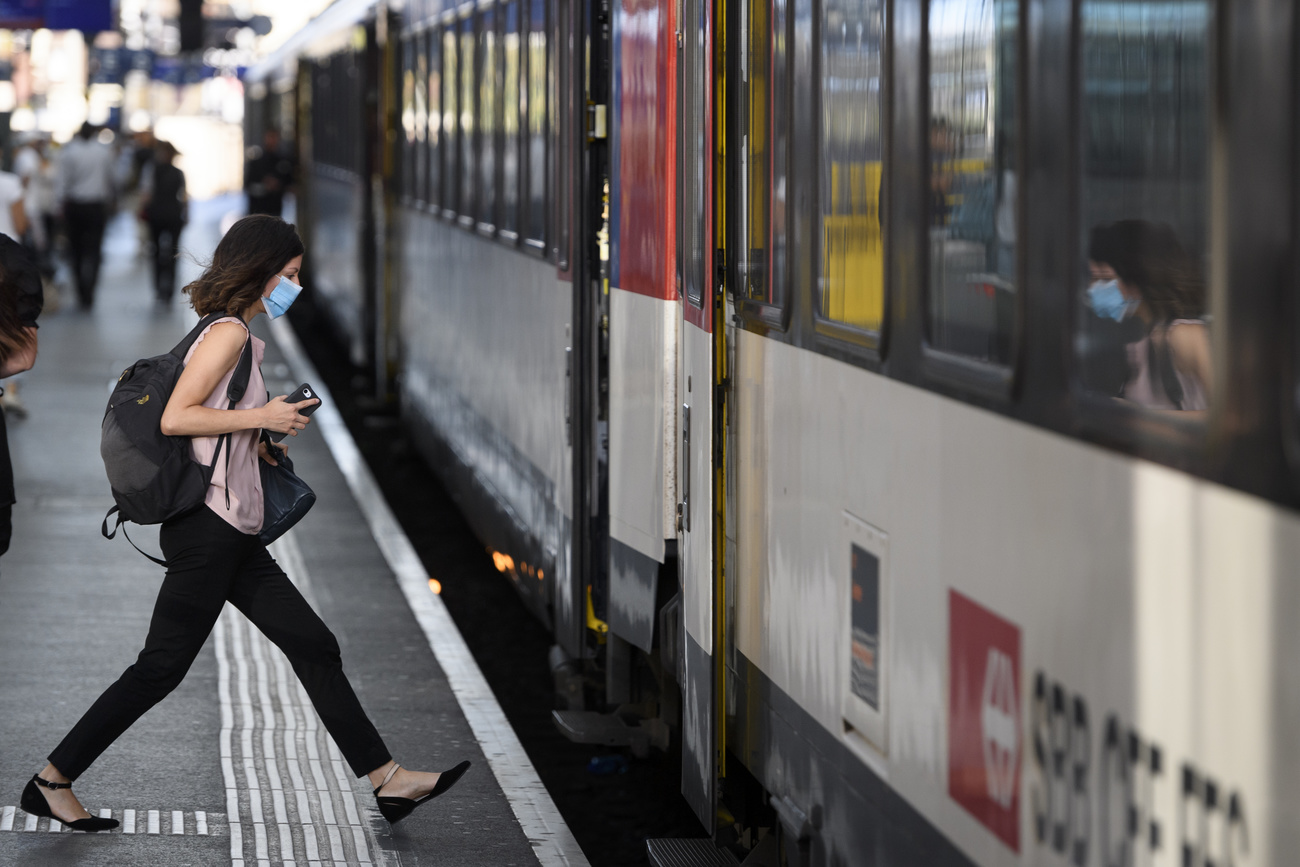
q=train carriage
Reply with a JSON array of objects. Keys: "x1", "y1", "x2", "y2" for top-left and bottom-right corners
[{"x1": 248, "y1": 0, "x2": 1300, "y2": 864}]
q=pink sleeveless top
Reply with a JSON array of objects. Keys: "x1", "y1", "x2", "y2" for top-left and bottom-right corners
[{"x1": 182, "y1": 317, "x2": 267, "y2": 535}]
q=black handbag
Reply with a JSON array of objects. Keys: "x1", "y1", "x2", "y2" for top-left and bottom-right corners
[{"x1": 259, "y1": 441, "x2": 315, "y2": 545}]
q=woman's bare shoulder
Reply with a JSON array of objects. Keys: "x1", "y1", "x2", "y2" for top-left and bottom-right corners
[{"x1": 190, "y1": 319, "x2": 248, "y2": 363}]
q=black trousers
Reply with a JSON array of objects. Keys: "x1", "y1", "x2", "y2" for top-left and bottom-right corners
[
  {"x1": 149, "y1": 221, "x2": 184, "y2": 300},
  {"x1": 63, "y1": 201, "x2": 108, "y2": 308},
  {"x1": 48, "y1": 507, "x2": 391, "y2": 780}
]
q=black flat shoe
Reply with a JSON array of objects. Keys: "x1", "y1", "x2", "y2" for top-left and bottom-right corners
[
  {"x1": 21, "y1": 775, "x2": 118, "y2": 832},
  {"x1": 373, "y1": 761, "x2": 471, "y2": 825}
]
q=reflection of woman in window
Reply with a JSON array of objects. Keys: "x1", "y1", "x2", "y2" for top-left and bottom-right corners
[{"x1": 1085, "y1": 220, "x2": 1211, "y2": 412}]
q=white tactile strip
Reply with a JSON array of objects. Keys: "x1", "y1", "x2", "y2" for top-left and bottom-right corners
[
  {"x1": 271, "y1": 298, "x2": 589, "y2": 866},
  {"x1": 0, "y1": 804, "x2": 219, "y2": 835},
  {"x1": 216, "y1": 530, "x2": 388, "y2": 867}
]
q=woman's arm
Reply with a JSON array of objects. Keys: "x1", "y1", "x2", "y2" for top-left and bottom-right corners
[
  {"x1": 160, "y1": 321, "x2": 314, "y2": 437},
  {"x1": 10, "y1": 198, "x2": 27, "y2": 239},
  {"x1": 1168, "y1": 321, "x2": 1212, "y2": 401}
]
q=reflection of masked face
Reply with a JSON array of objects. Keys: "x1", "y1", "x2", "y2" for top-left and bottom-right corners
[{"x1": 1087, "y1": 279, "x2": 1137, "y2": 322}]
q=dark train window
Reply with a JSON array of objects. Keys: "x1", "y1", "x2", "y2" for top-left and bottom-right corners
[
  {"x1": 414, "y1": 28, "x2": 429, "y2": 204},
  {"x1": 817, "y1": 0, "x2": 885, "y2": 334},
  {"x1": 401, "y1": 35, "x2": 416, "y2": 201},
  {"x1": 443, "y1": 26, "x2": 459, "y2": 215},
  {"x1": 460, "y1": 15, "x2": 477, "y2": 224},
  {"x1": 428, "y1": 25, "x2": 443, "y2": 207},
  {"x1": 501, "y1": 0, "x2": 522, "y2": 237},
  {"x1": 1077, "y1": 1, "x2": 1212, "y2": 414},
  {"x1": 681, "y1": 0, "x2": 708, "y2": 305},
  {"x1": 478, "y1": 7, "x2": 499, "y2": 228},
  {"x1": 926, "y1": 0, "x2": 1019, "y2": 366},
  {"x1": 734, "y1": 0, "x2": 786, "y2": 313},
  {"x1": 524, "y1": 0, "x2": 548, "y2": 248}
]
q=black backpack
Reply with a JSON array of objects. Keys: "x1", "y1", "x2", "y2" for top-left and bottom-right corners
[{"x1": 100, "y1": 313, "x2": 252, "y2": 564}]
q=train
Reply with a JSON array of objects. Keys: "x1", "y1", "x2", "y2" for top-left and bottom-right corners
[{"x1": 245, "y1": 0, "x2": 1299, "y2": 864}]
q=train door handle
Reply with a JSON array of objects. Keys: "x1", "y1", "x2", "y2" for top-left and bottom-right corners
[
  {"x1": 679, "y1": 404, "x2": 690, "y2": 533},
  {"x1": 565, "y1": 346, "x2": 572, "y2": 447}
]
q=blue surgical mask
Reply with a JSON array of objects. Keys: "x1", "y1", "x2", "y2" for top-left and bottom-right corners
[
  {"x1": 1087, "y1": 279, "x2": 1136, "y2": 322},
  {"x1": 263, "y1": 275, "x2": 301, "y2": 319}
]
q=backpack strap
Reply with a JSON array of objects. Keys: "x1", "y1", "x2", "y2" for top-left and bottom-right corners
[
  {"x1": 101, "y1": 506, "x2": 168, "y2": 567},
  {"x1": 207, "y1": 325, "x2": 254, "y2": 510}
]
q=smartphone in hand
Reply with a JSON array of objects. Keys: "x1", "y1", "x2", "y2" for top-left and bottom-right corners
[{"x1": 269, "y1": 383, "x2": 321, "y2": 442}]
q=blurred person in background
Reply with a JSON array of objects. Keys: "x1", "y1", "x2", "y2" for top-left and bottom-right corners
[
  {"x1": 0, "y1": 235, "x2": 42, "y2": 562},
  {"x1": 245, "y1": 129, "x2": 295, "y2": 217},
  {"x1": 138, "y1": 141, "x2": 188, "y2": 305},
  {"x1": 13, "y1": 133, "x2": 59, "y2": 286},
  {"x1": 4, "y1": 135, "x2": 44, "y2": 421},
  {"x1": 55, "y1": 123, "x2": 116, "y2": 309}
]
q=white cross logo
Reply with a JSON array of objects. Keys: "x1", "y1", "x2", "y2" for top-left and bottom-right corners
[{"x1": 981, "y1": 647, "x2": 1019, "y2": 809}]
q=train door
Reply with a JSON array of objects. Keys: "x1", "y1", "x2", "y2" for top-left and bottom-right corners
[
  {"x1": 676, "y1": 0, "x2": 718, "y2": 832},
  {"x1": 562, "y1": 0, "x2": 612, "y2": 658}
]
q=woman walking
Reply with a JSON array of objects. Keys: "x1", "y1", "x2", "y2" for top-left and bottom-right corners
[{"x1": 21, "y1": 215, "x2": 468, "y2": 832}]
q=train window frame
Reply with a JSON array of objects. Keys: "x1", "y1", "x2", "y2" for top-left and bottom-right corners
[
  {"x1": 441, "y1": 14, "x2": 459, "y2": 221},
  {"x1": 400, "y1": 29, "x2": 416, "y2": 207},
  {"x1": 414, "y1": 24, "x2": 430, "y2": 208},
  {"x1": 917, "y1": 0, "x2": 1025, "y2": 404},
  {"x1": 809, "y1": 0, "x2": 890, "y2": 361},
  {"x1": 731, "y1": 0, "x2": 794, "y2": 331},
  {"x1": 458, "y1": 10, "x2": 478, "y2": 230},
  {"x1": 554, "y1": 0, "x2": 571, "y2": 270},
  {"x1": 476, "y1": 2, "x2": 499, "y2": 236},
  {"x1": 1066, "y1": 0, "x2": 1216, "y2": 465},
  {"x1": 427, "y1": 21, "x2": 443, "y2": 211},
  {"x1": 521, "y1": 0, "x2": 550, "y2": 257},
  {"x1": 498, "y1": 0, "x2": 523, "y2": 244}
]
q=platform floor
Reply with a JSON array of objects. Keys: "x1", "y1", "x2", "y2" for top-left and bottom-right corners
[{"x1": 0, "y1": 198, "x2": 587, "y2": 867}]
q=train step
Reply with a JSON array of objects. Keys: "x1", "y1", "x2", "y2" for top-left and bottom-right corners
[
  {"x1": 645, "y1": 838, "x2": 741, "y2": 867},
  {"x1": 551, "y1": 708, "x2": 668, "y2": 758}
]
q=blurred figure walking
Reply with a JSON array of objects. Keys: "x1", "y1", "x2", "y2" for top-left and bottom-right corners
[
  {"x1": 55, "y1": 123, "x2": 116, "y2": 309},
  {"x1": 138, "y1": 141, "x2": 188, "y2": 304},
  {"x1": 244, "y1": 130, "x2": 294, "y2": 217},
  {"x1": 13, "y1": 134, "x2": 57, "y2": 284}
]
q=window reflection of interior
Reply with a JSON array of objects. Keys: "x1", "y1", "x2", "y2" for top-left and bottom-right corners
[
  {"x1": 526, "y1": 0, "x2": 548, "y2": 244},
  {"x1": 927, "y1": 0, "x2": 1016, "y2": 365},
  {"x1": 736, "y1": 0, "x2": 770, "y2": 306},
  {"x1": 819, "y1": 0, "x2": 884, "y2": 332},
  {"x1": 401, "y1": 39, "x2": 416, "y2": 200},
  {"x1": 502, "y1": 0, "x2": 521, "y2": 234},
  {"x1": 443, "y1": 28, "x2": 459, "y2": 213},
  {"x1": 414, "y1": 30, "x2": 428, "y2": 203},
  {"x1": 460, "y1": 17, "x2": 477, "y2": 220},
  {"x1": 428, "y1": 31, "x2": 442, "y2": 206},
  {"x1": 479, "y1": 10, "x2": 498, "y2": 225},
  {"x1": 1077, "y1": 1, "x2": 1211, "y2": 414}
]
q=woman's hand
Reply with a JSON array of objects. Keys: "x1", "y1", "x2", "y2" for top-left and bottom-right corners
[
  {"x1": 261, "y1": 394, "x2": 320, "y2": 437},
  {"x1": 258, "y1": 439, "x2": 286, "y2": 466}
]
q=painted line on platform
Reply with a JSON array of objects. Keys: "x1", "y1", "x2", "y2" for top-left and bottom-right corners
[
  {"x1": 213, "y1": 529, "x2": 381, "y2": 866},
  {"x1": 271, "y1": 304, "x2": 590, "y2": 866},
  {"x1": 0, "y1": 808, "x2": 220, "y2": 835}
]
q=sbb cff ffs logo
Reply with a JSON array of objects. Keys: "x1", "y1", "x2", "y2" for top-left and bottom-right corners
[{"x1": 949, "y1": 590, "x2": 1022, "y2": 852}]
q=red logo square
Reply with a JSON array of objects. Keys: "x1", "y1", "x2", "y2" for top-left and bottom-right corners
[{"x1": 949, "y1": 590, "x2": 1021, "y2": 852}]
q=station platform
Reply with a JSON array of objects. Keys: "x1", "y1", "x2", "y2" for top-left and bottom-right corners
[{"x1": 0, "y1": 198, "x2": 589, "y2": 867}]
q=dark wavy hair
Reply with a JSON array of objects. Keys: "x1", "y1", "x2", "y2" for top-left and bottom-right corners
[
  {"x1": 183, "y1": 215, "x2": 304, "y2": 316},
  {"x1": 0, "y1": 235, "x2": 41, "y2": 364},
  {"x1": 1099, "y1": 219, "x2": 1205, "y2": 322}
]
